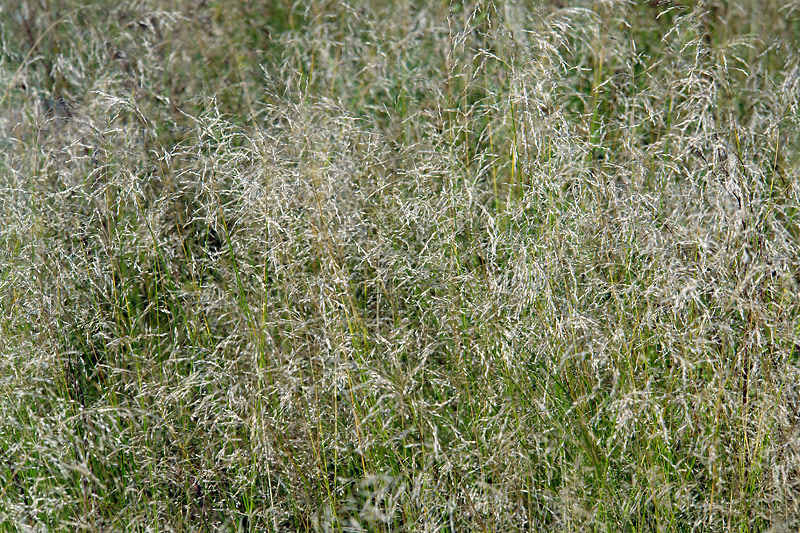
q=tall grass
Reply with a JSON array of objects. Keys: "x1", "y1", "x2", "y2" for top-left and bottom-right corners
[{"x1": 2, "y1": 0, "x2": 800, "y2": 530}]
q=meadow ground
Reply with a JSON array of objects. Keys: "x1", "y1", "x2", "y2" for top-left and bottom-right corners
[{"x1": 2, "y1": 0, "x2": 800, "y2": 530}]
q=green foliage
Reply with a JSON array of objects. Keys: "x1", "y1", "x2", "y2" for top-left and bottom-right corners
[{"x1": 2, "y1": 0, "x2": 800, "y2": 530}]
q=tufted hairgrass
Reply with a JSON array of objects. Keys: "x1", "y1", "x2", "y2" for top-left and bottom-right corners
[{"x1": 2, "y1": 0, "x2": 800, "y2": 530}]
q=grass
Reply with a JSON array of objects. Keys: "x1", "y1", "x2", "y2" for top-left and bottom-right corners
[{"x1": 1, "y1": 0, "x2": 800, "y2": 530}]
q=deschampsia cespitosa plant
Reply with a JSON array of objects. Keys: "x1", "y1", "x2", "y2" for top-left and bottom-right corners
[{"x1": 2, "y1": 0, "x2": 800, "y2": 530}]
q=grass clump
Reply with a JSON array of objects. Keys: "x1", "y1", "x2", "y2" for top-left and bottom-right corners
[{"x1": 2, "y1": 0, "x2": 800, "y2": 530}]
